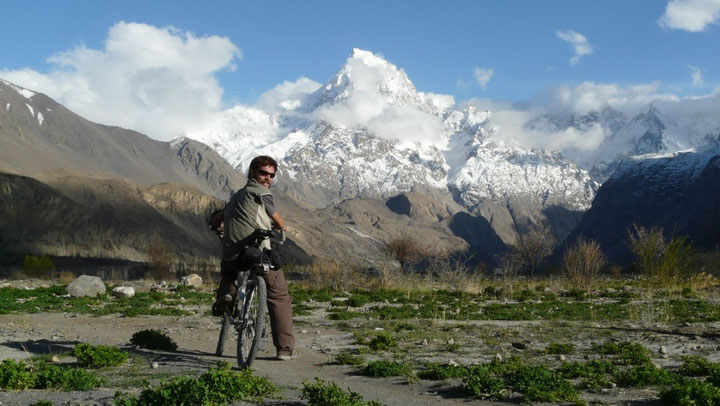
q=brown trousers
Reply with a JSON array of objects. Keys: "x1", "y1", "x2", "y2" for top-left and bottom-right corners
[{"x1": 219, "y1": 260, "x2": 295, "y2": 354}]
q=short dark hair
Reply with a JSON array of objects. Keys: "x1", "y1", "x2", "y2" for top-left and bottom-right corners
[{"x1": 248, "y1": 155, "x2": 278, "y2": 178}]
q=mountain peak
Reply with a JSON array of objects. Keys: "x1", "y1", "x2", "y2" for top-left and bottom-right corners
[{"x1": 303, "y1": 49, "x2": 436, "y2": 114}]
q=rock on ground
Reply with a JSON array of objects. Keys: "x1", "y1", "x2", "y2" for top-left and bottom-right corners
[
  {"x1": 180, "y1": 273, "x2": 203, "y2": 288},
  {"x1": 112, "y1": 286, "x2": 135, "y2": 298},
  {"x1": 66, "y1": 275, "x2": 106, "y2": 297}
]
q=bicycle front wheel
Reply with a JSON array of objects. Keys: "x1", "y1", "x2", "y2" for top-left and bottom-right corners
[
  {"x1": 215, "y1": 309, "x2": 232, "y2": 357},
  {"x1": 237, "y1": 275, "x2": 267, "y2": 368}
]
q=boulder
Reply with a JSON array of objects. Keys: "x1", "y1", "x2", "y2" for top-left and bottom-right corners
[
  {"x1": 180, "y1": 273, "x2": 203, "y2": 288},
  {"x1": 112, "y1": 286, "x2": 135, "y2": 298},
  {"x1": 66, "y1": 275, "x2": 106, "y2": 297}
]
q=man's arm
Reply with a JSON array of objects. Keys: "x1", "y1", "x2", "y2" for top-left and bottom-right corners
[
  {"x1": 270, "y1": 211, "x2": 286, "y2": 230},
  {"x1": 261, "y1": 194, "x2": 286, "y2": 230}
]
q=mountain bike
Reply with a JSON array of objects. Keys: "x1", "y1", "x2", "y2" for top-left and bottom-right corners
[{"x1": 215, "y1": 229, "x2": 283, "y2": 368}]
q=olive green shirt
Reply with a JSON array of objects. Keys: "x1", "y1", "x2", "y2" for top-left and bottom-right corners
[{"x1": 222, "y1": 179, "x2": 273, "y2": 260}]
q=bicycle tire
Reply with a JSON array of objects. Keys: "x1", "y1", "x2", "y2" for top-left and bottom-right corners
[
  {"x1": 237, "y1": 275, "x2": 267, "y2": 368},
  {"x1": 215, "y1": 309, "x2": 232, "y2": 356}
]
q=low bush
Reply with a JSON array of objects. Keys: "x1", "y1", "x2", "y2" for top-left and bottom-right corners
[
  {"x1": 129, "y1": 329, "x2": 178, "y2": 351},
  {"x1": 73, "y1": 343, "x2": 129, "y2": 368},
  {"x1": 679, "y1": 355, "x2": 718, "y2": 377},
  {"x1": 359, "y1": 360, "x2": 412, "y2": 378},
  {"x1": 0, "y1": 359, "x2": 100, "y2": 391},
  {"x1": 34, "y1": 364, "x2": 101, "y2": 390},
  {"x1": 509, "y1": 364, "x2": 579, "y2": 403},
  {"x1": 367, "y1": 332, "x2": 397, "y2": 352},
  {"x1": 462, "y1": 365, "x2": 508, "y2": 400},
  {"x1": 661, "y1": 377, "x2": 720, "y2": 406},
  {"x1": 614, "y1": 363, "x2": 674, "y2": 387},
  {"x1": 114, "y1": 362, "x2": 277, "y2": 405},
  {"x1": 557, "y1": 360, "x2": 617, "y2": 390},
  {"x1": 0, "y1": 359, "x2": 36, "y2": 389},
  {"x1": 334, "y1": 351, "x2": 365, "y2": 366},
  {"x1": 545, "y1": 342, "x2": 576, "y2": 354},
  {"x1": 328, "y1": 309, "x2": 362, "y2": 320},
  {"x1": 592, "y1": 341, "x2": 651, "y2": 365},
  {"x1": 301, "y1": 378, "x2": 384, "y2": 406}
]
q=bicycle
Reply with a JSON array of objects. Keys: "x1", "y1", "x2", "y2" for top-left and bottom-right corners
[{"x1": 214, "y1": 228, "x2": 283, "y2": 368}]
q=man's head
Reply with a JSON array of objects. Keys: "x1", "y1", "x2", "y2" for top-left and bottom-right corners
[{"x1": 248, "y1": 155, "x2": 278, "y2": 188}]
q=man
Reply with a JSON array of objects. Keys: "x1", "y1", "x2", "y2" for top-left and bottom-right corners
[{"x1": 213, "y1": 155, "x2": 296, "y2": 360}]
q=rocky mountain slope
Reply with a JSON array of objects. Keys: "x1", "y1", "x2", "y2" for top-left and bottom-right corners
[
  {"x1": 561, "y1": 146, "x2": 720, "y2": 263},
  {"x1": 0, "y1": 79, "x2": 243, "y2": 200}
]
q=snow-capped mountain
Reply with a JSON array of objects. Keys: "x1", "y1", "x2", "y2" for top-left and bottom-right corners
[
  {"x1": 527, "y1": 101, "x2": 720, "y2": 181},
  {"x1": 183, "y1": 49, "x2": 600, "y2": 243}
]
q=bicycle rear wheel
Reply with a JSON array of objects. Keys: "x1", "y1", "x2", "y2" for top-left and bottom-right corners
[{"x1": 237, "y1": 275, "x2": 267, "y2": 368}]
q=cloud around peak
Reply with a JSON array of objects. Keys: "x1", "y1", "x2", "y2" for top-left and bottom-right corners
[{"x1": 0, "y1": 21, "x2": 241, "y2": 141}]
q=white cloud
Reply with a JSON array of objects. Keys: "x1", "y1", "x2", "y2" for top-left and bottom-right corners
[
  {"x1": 312, "y1": 51, "x2": 445, "y2": 146},
  {"x1": 255, "y1": 77, "x2": 321, "y2": 113},
  {"x1": 537, "y1": 81, "x2": 679, "y2": 115},
  {"x1": 556, "y1": 29, "x2": 593, "y2": 66},
  {"x1": 473, "y1": 67, "x2": 494, "y2": 89},
  {"x1": 658, "y1": 0, "x2": 720, "y2": 32},
  {"x1": 465, "y1": 80, "x2": 708, "y2": 165},
  {"x1": 421, "y1": 92, "x2": 455, "y2": 113},
  {"x1": 687, "y1": 65, "x2": 704, "y2": 86},
  {"x1": 0, "y1": 22, "x2": 240, "y2": 141}
]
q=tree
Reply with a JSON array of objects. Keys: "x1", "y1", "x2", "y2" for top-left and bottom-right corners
[
  {"x1": 627, "y1": 224, "x2": 694, "y2": 281},
  {"x1": 562, "y1": 237, "x2": 606, "y2": 290},
  {"x1": 513, "y1": 224, "x2": 555, "y2": 277},
  {"x1": 383, "y1": 237, "x2": 427, "y2": 270}
]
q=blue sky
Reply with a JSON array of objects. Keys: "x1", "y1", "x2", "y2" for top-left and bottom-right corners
[{"x1": 1, "y1": 0, "x2": 719, "y2": 140}]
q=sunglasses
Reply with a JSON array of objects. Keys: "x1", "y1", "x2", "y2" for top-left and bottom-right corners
[{"x1": 257, "y1": 169, "x2": 276, "y2": 179}]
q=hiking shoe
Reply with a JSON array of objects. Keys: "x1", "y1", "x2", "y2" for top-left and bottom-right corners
[
  {"x1": 211, "y1": 294, "x2": 233, "y2": 317},
  {"x1": 276, "y1": 350, "x2": 299, "y2": 361}
]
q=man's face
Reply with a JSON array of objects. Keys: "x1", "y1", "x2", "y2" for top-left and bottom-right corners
[{"x1": 253, "y1": 164, "x2": 276, "y2": 187}]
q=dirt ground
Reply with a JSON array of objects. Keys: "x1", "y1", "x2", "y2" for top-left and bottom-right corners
[
  {"x1": 3, "y1": 287, "x2": 720, "y2": 405},
  {"x1": 0, "y1": 311, "x2": 493, "y2": 406}
]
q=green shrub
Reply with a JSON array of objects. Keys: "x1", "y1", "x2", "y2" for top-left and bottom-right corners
[
  {"x1": 0, "y1": 359, "x2": 100, "y2": 391},
  {"x1": 328, "y1": 309, "x2": 362, "y2": 320},
  {"x1": 679, "y1": 355, "x2": 717, "y2": 377},
  {"x1": 509, "y1": 364, "x2": 579, "y2": 403},
  {"x1": 129, "y1": 329, "x2": 178, "y2": 351},
  {"x1": 367, "y1": 332, "x2": 397, "y2": 352},
  {"x1": 661, "y1": 377, "x2": 720, "y2": 406},
  {"x1": 0, "y1": 359, "x2": 35, "y2": 389},
  {"x1": 30, "y1": 401, "x2": 53, "y2": 406},
  {"x1": 418, "y1": 362, "x2": 469, "y2": 380},
  {"x1": 73, "y1": 343, "x2": 129, "y2": 368},
  {"x1": 557, "y1": 360, "x2": 617, "y2": 390},
  {"x1": 614, "y1": 363, "x2": 673, "y2": 387},
  {"x1": 114, "y1": 362, "x2": 277, "y2": 405},
  {"x1": 34, "y1": 364, "x2": 101, "y2": 390},
  {"x1": 513, "y1": 289, "x2": 537, "y2": 302},
  {"x1": 592, "y1": 341, "x2": 652, "y2": 365},
  {"x1": 462, "y1": 365, "x2": 508, "y2": 400},
  {"x1": 346, "y1": 294, "x2": 371, "y2": 307},
  {"x1": 301, "y1": 378, "x2": 384, "y2": 406},
  {"x1": 546, "y1": 342, "x2": 576, "y2": 354},
  {"x1": 360, "y1": 360, "x2": 412, "y2": 378},
  {"x1": 335, "y1": 351, "x2": 365, "y2": 366}
]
